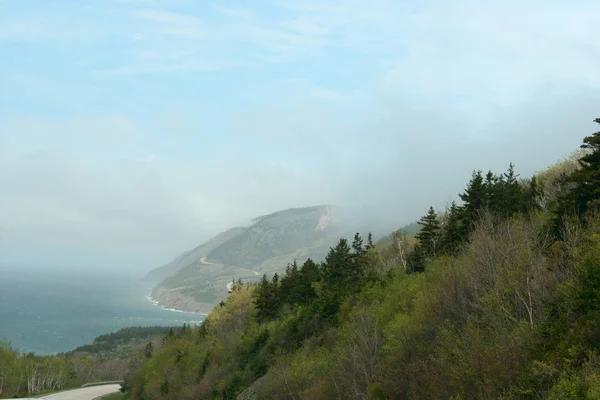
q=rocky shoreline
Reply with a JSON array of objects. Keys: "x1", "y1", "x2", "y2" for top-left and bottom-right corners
[{"x1": 149, "y1": 286, "x2": 214, "y2": 315}]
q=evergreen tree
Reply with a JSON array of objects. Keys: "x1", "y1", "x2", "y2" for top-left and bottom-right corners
[
  {"x1": 280, "y1": 260, "x2": 301, "y2": 305},
  {"x1": 297, "y1": 258, "x2": 319, "y2": 305},
  {"x1": 407, "y1": 244, "x2": 425, "y2": 274},
  {"x1": 322, "y1": 238, "x2": 353, "y2": 289},
  {"x1": 460, "y1": 170, "x2": 487, "y2": 230},
  {"x1": 352, "y1": 232, "x2": 365, "y2": 258},
  {"x1": 318, "y1": 239, "x2": 357, "y2": 319},
  {"x1": 523, "y1": 176, "x2": 541, "y2": 212},
  {"x1": 143, "y1": 341, "x2": 153, "y2": 359},
  {"x1": 503, "y1": 162, "x2": 524, "y2": 215},
  {"x1": 300, "y1": 258, "x2": 319, "y2": 283},
  {"x1": 366, "y1": 232, "x2": 375, "y2": 250},
  {"x1": 270, "y1": 273, "x2": 281, "y2": 316},
  {"x1": 255, "y1": 274, "x2": 278, "y2": 323},
  {"x1": 415, "y1": 206, "x2": 441, "y2": 258},
  {"x1": 271, "y1": 273, "x2": 280, "y2": 289},
  {"x1": 440, "y1": 201, "x2": 465, "y2": 254},
  {"x1": 564, "y1": 118, "x2": 600, "y2": 214},
  {"x1": 197, "y1": 320, "x2": 209, "y2": 339},
  {"x1": 484, "y1": 170, "x2": 497, "y2": 208}
]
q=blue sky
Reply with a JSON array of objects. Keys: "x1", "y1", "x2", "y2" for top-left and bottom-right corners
[{"x1": 1, "y1": 0, "x2": 599, "y2": 270}]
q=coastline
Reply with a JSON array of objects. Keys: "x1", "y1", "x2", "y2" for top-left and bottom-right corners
[
  {"x1": 0, "y1": 274, "x2": 205, "y2": 355},
  {"x1": 145, "y1": 287, "x2": 213, "y2": 315},
  {"x1": 144, "y1": 293, "x2": 208, "y2": 316}
]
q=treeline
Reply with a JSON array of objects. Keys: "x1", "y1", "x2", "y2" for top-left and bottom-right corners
[
  {"x1": 124, "y1": 119, "x2": 600, "y2": 399},
  {"x1": 408, "y1": 162, "x2": 540, "y2": 271},
  {"x1": 0, "y1": 326, "x2": 186, "y2": 399},
  {"x1": 0, "y1": 341, "x2": 72, "y2": 398},
  {"x1": 68, "y1": 326, "x2": 175, "y2": 356}
]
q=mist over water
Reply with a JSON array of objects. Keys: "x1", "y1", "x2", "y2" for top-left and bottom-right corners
[{"x1": 0, "y1": 268, "x2": 203, "y2": 355}]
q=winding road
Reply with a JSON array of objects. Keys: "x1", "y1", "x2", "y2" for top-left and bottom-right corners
[
  {"x1": 16, "y1": 384, "x2": 121, "y2": 400},
  {"x1": 200, "y1": 256, "x2": 259, "y2": 292}
]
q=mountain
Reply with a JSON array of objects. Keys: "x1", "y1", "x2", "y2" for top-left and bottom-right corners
[
  {"x1": 146, "y1": 226, "x2": 246, "y2": 283},
  {"x1": 149, "y1": 205, "x2": 354, "y2": 313},
  {"x1": 125, "y1": 120, "x2": 600, "y2": 399}
]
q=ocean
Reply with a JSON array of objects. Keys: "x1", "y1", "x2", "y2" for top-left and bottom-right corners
[{"x1": 0, "y1": 269, "x2": 204, "y2": 355}]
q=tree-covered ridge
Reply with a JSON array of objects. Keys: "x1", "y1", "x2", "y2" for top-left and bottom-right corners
[
  {"x1": 407, "y1": 162, "x2": 541, "y2": 272},
  {"x1": 66, "y1": 326, "x2": 178, "y2": 359},
  {"x1": 148, "y1": 205, "x2": 362, "y2": 314},
  {"x1": 0, "y1": 326, "x2": 185, "y2": 399},
  {"x1": 124, "y1": 120, "x2": 600, "y2": 399}
]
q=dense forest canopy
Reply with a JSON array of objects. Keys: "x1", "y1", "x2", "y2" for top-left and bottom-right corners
[{"x1": 119, "y1": 120, "x2": 600, "y2": 399}]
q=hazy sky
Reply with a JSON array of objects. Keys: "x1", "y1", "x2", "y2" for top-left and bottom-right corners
[{"x1": 1, "y1": 0, "x2": 599, "y2": 271}]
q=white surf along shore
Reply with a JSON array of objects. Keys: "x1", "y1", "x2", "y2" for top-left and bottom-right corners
[
  {"x1": 145, "y1": 291, "x2": 208, "y2": 316},
  {"x1": 145, "y1": 256, "x2": 259, "y2": 315},
  {"x1": 143, "y1": 256, "x2": 216, "y2": 316}
]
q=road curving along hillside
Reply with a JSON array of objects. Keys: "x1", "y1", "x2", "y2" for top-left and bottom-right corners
[{"x1": 15, "y1": 383, "x2": 121, "y2": 400}]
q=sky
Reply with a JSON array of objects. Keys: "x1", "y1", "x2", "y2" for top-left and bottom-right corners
[{"x1": 1, "y1": 0, "x2": 599, "y2": 272}]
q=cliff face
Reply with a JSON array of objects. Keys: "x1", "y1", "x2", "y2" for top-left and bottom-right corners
[{"x1": 148, "y1": 205, "x2": 353, "y2": 312}]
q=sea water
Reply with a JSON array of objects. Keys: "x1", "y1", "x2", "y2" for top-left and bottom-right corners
[{"x1": 0, "y1": 269, "x2": 204, "y2": 355}]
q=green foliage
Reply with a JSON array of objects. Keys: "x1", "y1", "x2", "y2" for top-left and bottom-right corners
[
  {"x1": 416, "y1": 206, "x2": 441, "y2": 258},
  {"x1": 0, "y1": 324, "x2": 169, "y2": 399},
  {"x1": 254, "y1": 274, "x2": 279, "y2": 322},
  {"x1": 553, "y1": 119, "x2": 600, "y2": 222},
  {"x1": 123, "y1": 119, "x2": 600, "y2": 400},
  {"x1": 460, "y1": 169, "x2": 487, "y2": 229},
  {"x1": 152, "y1": 205, "x2": 356, "y2": 314},
  {"x1": 0, "y1": 341, "x2": 74, "y2": 398},
  {"x1": 69, "y1": 326, "x2": 172, "y2": 358},
  {"x1": 440, "y1": 201, "x2": 464, "y2": 254}
]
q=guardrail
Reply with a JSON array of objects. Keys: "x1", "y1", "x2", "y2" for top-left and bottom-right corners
[{"x1": 81, "y1": 380, "x2": 124, "y2": 388}]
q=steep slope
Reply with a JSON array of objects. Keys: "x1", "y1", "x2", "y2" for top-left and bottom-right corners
[
  {"x1": 206, "y1": 206, "x2": 336, "y2": 268},
  {"x1": 150, "y1": 205, "x2": 351, "y2": 313},
  {"x1": 126, "y1": 121, "x2": 600, "y2": 399},
  {"x1": 145, "y1": 227, "x2": 246, "y2": 283}
]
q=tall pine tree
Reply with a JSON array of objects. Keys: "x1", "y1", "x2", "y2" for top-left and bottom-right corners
[
  {"x1": 322, "y1": 238, "x2": 355, "y2": 291},
  {"x1": 352, "y1": 232, "x2": 365, "y2": 258},
  {"x1": 296, "y1": 258, "x2": 319, "y2": 305},
  {"x1": 366, "y1": 232, "x2": 375, "y2": 250},
  {"x1": 280, "y1": 260, "x2": 300, "y2": 305},
  {"x1": 415, "y1": 206, "x2": 441, "y2": 258},
  {"x1": 440, "y1": 201, "x2": 465, "y2": 254},
  {"x1": 254, "y1": 273, "x2": 282, "y2": 322},
  {"x1": 503, "y1": 162, "x2": 524, "y2": 215},
  {"x1": 460, "y1": 170, "x2": 487, "y2": 230},
  {"x1": 565, "y1": 118, "x2": 600, "y2": 214}
]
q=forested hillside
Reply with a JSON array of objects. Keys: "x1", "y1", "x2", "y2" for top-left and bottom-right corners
[
  {"x1": 0, "y1": 326, "x2": 181, "y2": 399},
  {"x1": 123, "y1": 119, "x2": 600, "y2": 399},
  {"x1": 65, "y1": 326, "x2": 175, "y2": 359},
  {"x1": 149, "y1": 205, "x2": 361, "y2": 314}
]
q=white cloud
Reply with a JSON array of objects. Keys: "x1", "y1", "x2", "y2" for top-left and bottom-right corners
[
  {"x1": 2, "y1": 0, "x2": 600, "y2": 269},
  {"x1": 379, "y1": 0, "x2": 600, "y2": 103},
  {"x1": 0, "y1": 116, "x2": 139, "y2": 158},
  {"x1": 0, "y1": 116, "x2": 335, "y2": 268}
]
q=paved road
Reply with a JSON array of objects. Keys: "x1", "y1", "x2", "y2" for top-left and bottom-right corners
[{"x1": 16, "y1": 384, "x2": 121, "y2": 400}]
